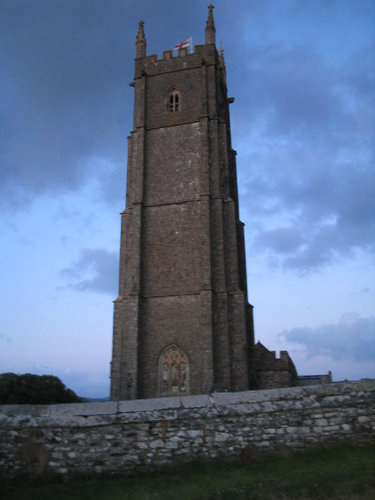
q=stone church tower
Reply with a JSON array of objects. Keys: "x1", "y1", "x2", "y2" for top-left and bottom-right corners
[{"x1": 110, "y1": 6, "x2": 256, "y2": 400}]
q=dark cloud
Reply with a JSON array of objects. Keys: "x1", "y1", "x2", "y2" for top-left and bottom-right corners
[
  {"x1": 246, "y1": 45, "x2": 348, "y2": 137},
  {"x1": 280, "y1": 313, "x2": 375, "y2": 362},
  {"x1": 254, "y1": 226, "x2": 306, "y2": 254},
  {"x1": 340, "y1": 45, "x2": 375, "y2": 105},
  {"x1": 247, "y1": 156, "x2": 375, "y2": 271},
  {"x1": 0, "y1": 0, "x2": 212, "y2": 209},
  {"x1": 1, "y1": 1, "x2": 373, "y2": 276},
  {"x1": 61, "y1": 248, "x2": 118, "y2": 295},
  {"x1": 0, "y1": 1, "x2": 131, "y2": 208},
  {"x1": 235, "y1": 41, "x2": 375, "y2": 271}
]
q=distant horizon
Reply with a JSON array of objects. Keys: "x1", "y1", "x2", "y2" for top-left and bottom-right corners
[{"x1": 3, "y1": 368, "x2": 374, "y2": 401}]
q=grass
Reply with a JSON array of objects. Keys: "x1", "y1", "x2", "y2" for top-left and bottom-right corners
[{"x1": 1, "y1": 445, "x2": 374, "y2": 499}]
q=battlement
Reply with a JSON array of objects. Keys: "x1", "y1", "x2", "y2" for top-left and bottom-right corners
[
  {"x1": 133, "y1": 5, "x2": 219, "y2": 79},
  {"x1": 135, "y1": 44, "x2": 217, "y2": 79},
  {"x1": 253, "y1": 342, "x2": 298, "y2": 389}
]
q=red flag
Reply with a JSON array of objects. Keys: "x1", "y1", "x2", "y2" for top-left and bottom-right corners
[{"x1": 174, "y1": 37, "x2": 192, "y2": 50}]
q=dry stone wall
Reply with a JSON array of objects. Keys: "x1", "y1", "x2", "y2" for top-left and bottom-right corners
[{"x1": 1, "y1": 381, "x2": 374, "y2": 476}]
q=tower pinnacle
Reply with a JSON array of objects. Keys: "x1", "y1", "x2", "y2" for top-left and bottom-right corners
[
  {"x1": 205, "y1": 4, "x2": 216, "y2": 45},
  {"x1": 136, "y1": 20, "x2": 146, "y2": 58},
  {"x1": 219, "y1": 47, "x2": 227, "y2": 84},
  {"x1": 219, "y1": 47, "x2": 225, "y2": 67}
]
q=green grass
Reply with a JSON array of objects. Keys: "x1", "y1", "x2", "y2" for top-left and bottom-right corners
[{"x1": 2, "y1": 445, "x2": 374, "y2": 499}]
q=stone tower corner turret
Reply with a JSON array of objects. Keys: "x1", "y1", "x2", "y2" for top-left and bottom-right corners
[
  {"x1": 136, "y1": 20, "x2": 146, "y2": 59},
  {"x1": 205, "y1": 5, "x2": 216, "y2": 45}
]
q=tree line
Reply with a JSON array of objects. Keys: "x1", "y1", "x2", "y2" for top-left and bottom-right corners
[{"x1": 0, "y1": 373, "x2": 81, "y2": 404}]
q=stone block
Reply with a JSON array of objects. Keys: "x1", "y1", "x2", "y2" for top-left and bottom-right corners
[
  {"x1": 150, "y1": 439, "x2": 164, "y2": 449},
  {"x1": 315, "y1": 418, "x2": 328, "y2": 426},
  {"x1": 215, "y1": 432, "x2": 230, "y2": 442},
  {"x1": 180, "y1": 394, "x2": 212, "y2": 408},
  {"x1": 186, "y1": 430, "x2": 201, "y2": 438},
  {"x1": 357, "y1": 416, "x2": 370, "y2": 423},
  {"x1": 118, "y1": 396, "x2": 181, "y2": 413},
  {"x1": 48, "y1": 402, "x2": 117, "y2": 417}
]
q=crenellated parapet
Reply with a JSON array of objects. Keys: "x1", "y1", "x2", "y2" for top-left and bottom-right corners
[{"x1": 134, "y1": 44, "x2": 218, "y2": 79}]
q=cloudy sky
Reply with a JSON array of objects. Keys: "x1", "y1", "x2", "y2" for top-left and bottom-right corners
[{"x1": 1, "y1": 0, "x2": 374, "y2": 398}]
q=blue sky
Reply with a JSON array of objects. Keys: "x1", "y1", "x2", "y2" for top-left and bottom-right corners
[{"x1": 1, "y1": 0, "x2": 374, "y2": 398}]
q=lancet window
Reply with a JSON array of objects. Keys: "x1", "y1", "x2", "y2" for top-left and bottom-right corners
[{"x1": 168, "y1": 90, "x2": 180, "y2": 112}]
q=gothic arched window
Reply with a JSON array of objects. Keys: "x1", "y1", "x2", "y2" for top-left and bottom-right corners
[
  {"x1": 158, "y1": 344, "x2": 189, "y2": 395},
  {"x1": 168, "y1": 90, "x2": 180, "y2": 112}
]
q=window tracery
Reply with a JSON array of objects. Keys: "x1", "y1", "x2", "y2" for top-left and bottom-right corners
[
  {"x1": 168, "y1": 90, "x2": 180, "y2": 112},
  {"x1": 159, "y1": 344, "x2": 189, "y2": 395}
]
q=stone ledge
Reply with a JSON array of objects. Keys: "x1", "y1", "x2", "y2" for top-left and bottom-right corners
[
  {"x1": 1, "y1": 381, "x2": 374, "y2": 420},
  {"x1": 180, "y1": 394, "x2": 212, "y2": 408},
  {"x1": 48, "y1": 402, "x2": 118, "y2": 416},
  {"x1": 118, "y1": 396, "x2": 181, "y2": 413},
  {"x1": 1, "y1": 380, "x2": 374, "y2": 476}
]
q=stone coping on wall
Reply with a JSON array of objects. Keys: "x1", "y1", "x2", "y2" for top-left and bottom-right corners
[
  {"x1": 1, "y1": 380, "x2": 374, "y2": 426},
  {"x1": 1, "y1": 380, "x2": 374, "y2": 476}
]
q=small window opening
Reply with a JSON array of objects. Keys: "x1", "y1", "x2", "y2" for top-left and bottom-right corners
[{"x1": 168, "y1": 90, "x2": 180, "y2": 112}]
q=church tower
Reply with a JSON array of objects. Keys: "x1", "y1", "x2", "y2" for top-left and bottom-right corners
[{"x1": 110, "y1": 6, "x2": 255, "y2": 400}]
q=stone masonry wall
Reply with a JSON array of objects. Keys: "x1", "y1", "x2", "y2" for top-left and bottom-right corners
[{"x1": 1, "y1": 381, "x2": 374, "y2": 476}]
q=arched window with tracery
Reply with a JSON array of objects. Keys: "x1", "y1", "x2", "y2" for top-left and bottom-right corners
[
  {"x1": 158, "y1": 344, "x2": 189, "y2": 395},
  {"x1": 168, "y1": 89, "x2": 180, "y2": 112}
]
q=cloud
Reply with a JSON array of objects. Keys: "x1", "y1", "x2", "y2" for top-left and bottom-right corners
[
  {"x1": 0, "y1": 1, "x2": 138, "y2": 210},
  {"x1": 248, "y1": 157, "x2": 375, "y2": 271},
  {"x1": 61, "y1": 248, "x2": 118, "y2": 295},
  {"x1": 0, "y1": 0, "x2": 223, "y2": 210},
  {"x1": 280, "y1": 313, "x2": 375, "y2": 362},
  {"x1": 1, "y1": 1, "x2": 374, "y2": 276},
  {"x1": 247, "y1": 45, "x2": 348, "y2": 137},
  {"x1": 254, "y1": 226, "x2": 306, "y2": 254},
  {"x1": 236, "y1": 42, "x2": 375, "y2": 271}
]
